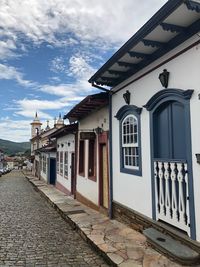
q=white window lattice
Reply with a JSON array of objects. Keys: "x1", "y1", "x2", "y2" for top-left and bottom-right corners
[
  {"x1": 122, "y1": 115, "x2": 139, "y2": 169},
  {"x1": 60, "y1": 151, "x2": 63, "y2": 175},
  {"x1": 64, "y1": 151, "x2": 68, "y2": 178}
]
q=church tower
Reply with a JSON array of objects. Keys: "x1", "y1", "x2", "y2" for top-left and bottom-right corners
[
  {"x1": 30, "y1": 112, "x2": 42, "y2": 138},
  {"x1": 54, "y1": 113, "x2": 64, "y2": 129}
]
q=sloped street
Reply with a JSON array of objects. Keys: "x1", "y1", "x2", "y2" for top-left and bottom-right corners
[{"x1": 0, "y1": 170, "x2": 109, "y2": 267}]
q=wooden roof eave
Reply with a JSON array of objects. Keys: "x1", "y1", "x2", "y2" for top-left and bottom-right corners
[{"x1": 88, "y1": 0, "x2": 200, "y2": 88}]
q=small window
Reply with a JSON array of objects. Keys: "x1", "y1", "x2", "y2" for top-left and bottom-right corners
[
  {"x1": 122, "y1": 115, "x2": 139, "y2": 170},
  {"x1": 116, "y1": 105, "x2": 142, "y2": 176},
  {"x1": 79, "y1": 140, "x2": 85, "y2": 175},
  {"x1": 64, "y1": 151, "x2": 68, "y2": 178},
  {"x1": 88, "y1": 139, "x2": 96, "y2": 179},
  {"x1": 42, "y1": 155, "x2": 47, "y2": 174},
  {"x1": 56, "y1": 152, "x2": 59, "y2": 173},
  {"x1": 60, "y1": 151, "x2": 63, "y2": 175}
]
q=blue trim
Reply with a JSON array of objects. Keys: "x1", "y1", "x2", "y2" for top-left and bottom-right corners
[
  {"x1": 185, "y1": 100, "x2": 196, "y2": 239},
  {"x1": 108, "y1": 93, "x2": 114, "y2": 219},
  {"x1": 143, "y1": 39, "x2": 164, "y2": 48},
  {"x1": 89, "y1": 0, "x2": 183, "y2": 84},
  {"x1": 116, "y1": 105, "x2": 142, "y2": 177},
  {"x1": 143, "y1": 89, "x2": 194, "y2": 111},
  {"x1": 117, "y1": 61, "x2": 138, "y2": 69},
  {"x1": 160, "y1": 22, "x2": 185, "y2": 33},
  {"x1": 186, "y1": 1, "x2": 200, "y2": 13},
  {"x1": 128, "y1": 51, "x2": 148, "y2": 59},
  {"x1": 148, "y1": 88, "x2": 196, "y2": 240},
  {"x1": 108, "y1": 70, "x2": 125, "y2": 76},
  {"x1": 115, "y1": 105, "x2": 142, "y2": 120}
]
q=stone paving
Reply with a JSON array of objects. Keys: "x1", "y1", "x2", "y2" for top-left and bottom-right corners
[
  {"x1": 24, "y1": 171, "x2": 197, "y2": 267},
  {"x1": 0, "y1": 170, "x2": 109, "y2": 267}
]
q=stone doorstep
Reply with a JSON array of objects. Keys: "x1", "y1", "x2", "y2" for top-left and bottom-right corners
[{"x1": 143, "y1": 228, "x2": 200, "y2": 265}]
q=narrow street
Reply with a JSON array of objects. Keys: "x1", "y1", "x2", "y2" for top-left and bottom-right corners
[{"x1": 0, "y1": 171, "x2": 109, "y2": 267}]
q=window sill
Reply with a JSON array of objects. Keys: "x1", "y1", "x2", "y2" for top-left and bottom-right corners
[
  {"x1": 79, "y1": 172, "x2": 85, "y2": 178},
  {"x1": 88, "y1": 175, "x2": 97, "y2": 182},
  {"x1": 120, "y1": 167, "x2": 142, "y2": 176}
]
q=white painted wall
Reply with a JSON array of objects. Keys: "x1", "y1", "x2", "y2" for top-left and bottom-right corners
[
  {"x1": 40, "y1": 152, "x2": 48, "y2": 182},
  {"x1": 111, "y1": 36, "x2": 200, "y2": 240},
  {"x1": 57, "y1": 134, "x2": 75, "y2": 194},
  {"x1": 77, "y1": 106, "x2": 109, "y2": 205}
]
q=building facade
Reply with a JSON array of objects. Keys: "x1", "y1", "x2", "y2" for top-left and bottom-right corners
[
  {"x1": 50, "y1": 124, "x2": 78, "y2": 195},
  {"x1": 64, "y1": 93, "x2": 110, "y2": 212},
  {"x1": 89, "y1": 0, "x2": 200, "y2": 241}
]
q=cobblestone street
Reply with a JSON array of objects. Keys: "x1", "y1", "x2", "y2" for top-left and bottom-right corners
[{"x1": 0, "y1": 171, "x2": 109, "y2": 267}]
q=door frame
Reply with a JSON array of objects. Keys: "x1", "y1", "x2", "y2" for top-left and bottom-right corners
[
  {"x1": 49, "y1": 157, "x2": 56, "y2": 185},
  {"x1": 71, "y1": 152, "x2": 75, "y2": 194},
  {"x1": 144, "y1": 88, "x2": 196, "y2": 239},
  {"x1": 98, "y1": 131, "x2": 109, "y2": 209}
]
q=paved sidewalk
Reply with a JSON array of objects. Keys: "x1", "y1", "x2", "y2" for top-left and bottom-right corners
[{"x1": 25, "y1": 173, "x2": 188, "y2": 267}]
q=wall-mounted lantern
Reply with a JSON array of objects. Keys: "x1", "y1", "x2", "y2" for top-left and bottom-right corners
[
  {"x1": 94, "y1": 127, "x2": 103, "y2": 135},
  {"x1": 195, "y1": 154, "x2": 200, "y2": 164},
  {"x1": 123, "y1": 90, "x2": 131, "y2": 105},
  {"x1": 159, "y1": 69, "x2": 169, "y2": 88}
]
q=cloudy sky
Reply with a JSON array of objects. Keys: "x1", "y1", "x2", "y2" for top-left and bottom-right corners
[{"x1": 0, "y1": 0, "x2": 166, "y2": 142}]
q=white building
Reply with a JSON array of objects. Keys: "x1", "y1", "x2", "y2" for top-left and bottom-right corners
[
  {"x1": 64, "y1": 93, "x2": 110, "y2": 212},
  {"x1": 30, "y1": 113, "x2": 64, "y2": 180},
  {"x1": 89, "y1": 0, "x2": 200, "y2": 243},
  {"x1": 50, "y1": 124, "x2": 78, "y2": 195}
]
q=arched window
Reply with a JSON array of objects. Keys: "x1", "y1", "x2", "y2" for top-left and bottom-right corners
[
  {"x1": 115, "y1": 105, "x2": 142, "y2": 176},
  {"x1": 122, "y1": 115, "x2": 139, "y2": 169}
]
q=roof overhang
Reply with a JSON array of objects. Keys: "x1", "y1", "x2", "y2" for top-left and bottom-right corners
[
  {"x1": 64, "y1": 92, "x2": 109, "y2": 122},
  {"x1": 49, "y1": 123, "x2": 78, "y2": 138},
  {"x1": 35, "y1": 144, "x2": 56, "y2": 153},
  {"x1": 89, "y1": 0, "x2": 200, "y2": 89}
]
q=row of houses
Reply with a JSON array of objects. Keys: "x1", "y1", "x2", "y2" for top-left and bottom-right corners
[
  {"x1": 31, "y1": 0, "x2": 200, "y2": 247},
  {"x1": 0, "y1": 150, "x2": 24, "y2": 170}
]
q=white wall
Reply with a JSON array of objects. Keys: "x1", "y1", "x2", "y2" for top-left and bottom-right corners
[
  {"x1": 57, "y1": 134, "x2": 75, "y2": 194},
  {"x1": 77, "y1": 106, "x2": 109, "y2": 205},
  {"x1": 112, "y1": 36, "x2": 200, "y2": 240},
  {"x1": 40, "y1": 152, "x2": 48, "y2": 182}
]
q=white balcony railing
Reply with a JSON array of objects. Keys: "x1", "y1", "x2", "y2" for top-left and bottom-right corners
[{"x1": 154, "y1": 159, "x2": 190, "y2": 236}]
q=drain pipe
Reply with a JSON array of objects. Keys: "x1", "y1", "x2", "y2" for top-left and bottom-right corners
[
  {"x1": 91, "y1": 82, "x2": 114, "y2": 219},
  {"x1": 108, "y1": 92, "x2": 113, "y2": 219}
]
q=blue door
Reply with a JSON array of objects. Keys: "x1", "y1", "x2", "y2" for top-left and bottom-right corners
[
  {"x1": 153, "y1": 101, "x2": 186, "y2": 159},
  {"x1": 49, "y1": 158, "x2": 56, "y2": 185},
  {"x1": 153, "y1": 100, "x2": 193, "y2": 236}
]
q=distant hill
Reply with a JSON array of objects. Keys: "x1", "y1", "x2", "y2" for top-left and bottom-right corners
[{"x1": 0, "y1": 139, "x2": 30, "y2": 156}]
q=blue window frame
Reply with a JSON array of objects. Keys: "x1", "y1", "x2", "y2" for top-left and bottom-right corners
[{"x1": 115, "y1": 105, "x2": 142, "y2": 176}]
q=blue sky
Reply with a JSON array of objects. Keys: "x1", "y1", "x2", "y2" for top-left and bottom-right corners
[{"x1": 0, "y1": 0, "x2": 166, "y2": 142}]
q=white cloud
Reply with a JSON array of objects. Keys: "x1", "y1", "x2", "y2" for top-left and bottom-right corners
[
  {"x1": 0, "y1": 118, "x2": 31, "y2": 142},
  {"x1": 16, "y1": 98, "x2": 69, "y2": 111},
  {"x1": 0, "y1": 0, "x2": 167, "y2": 59},
  {"x1": 0, "y1": 64, "x2": 37, "y2": 87},
  {"x1": 50, "y1": 56, "x2": 66, "y2": 73}
]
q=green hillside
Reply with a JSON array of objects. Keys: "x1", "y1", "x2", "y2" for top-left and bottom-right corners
[{"x1": 0, "y1": 139, "x2": 30, "y2": 156}]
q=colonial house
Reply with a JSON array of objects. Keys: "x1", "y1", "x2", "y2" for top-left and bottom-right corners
[
  {"x1": 49, "y1": 123, "x2": 78, "y2": 195},
  {"x1": 89, "y1": 0, "x2": 200, "y2": 245},
  {"x1": 64, "y1": 93, "x2": 110, "y2": 213},
  {"x1": 35, "y1": 142, "x2": 57, "y2": 184},
  {"x1": 5, "y1": 157, "x2": 15, "y2": 170},
  {"x1": 30, "y1": 113, "x2": 64, "y2": 180}
]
